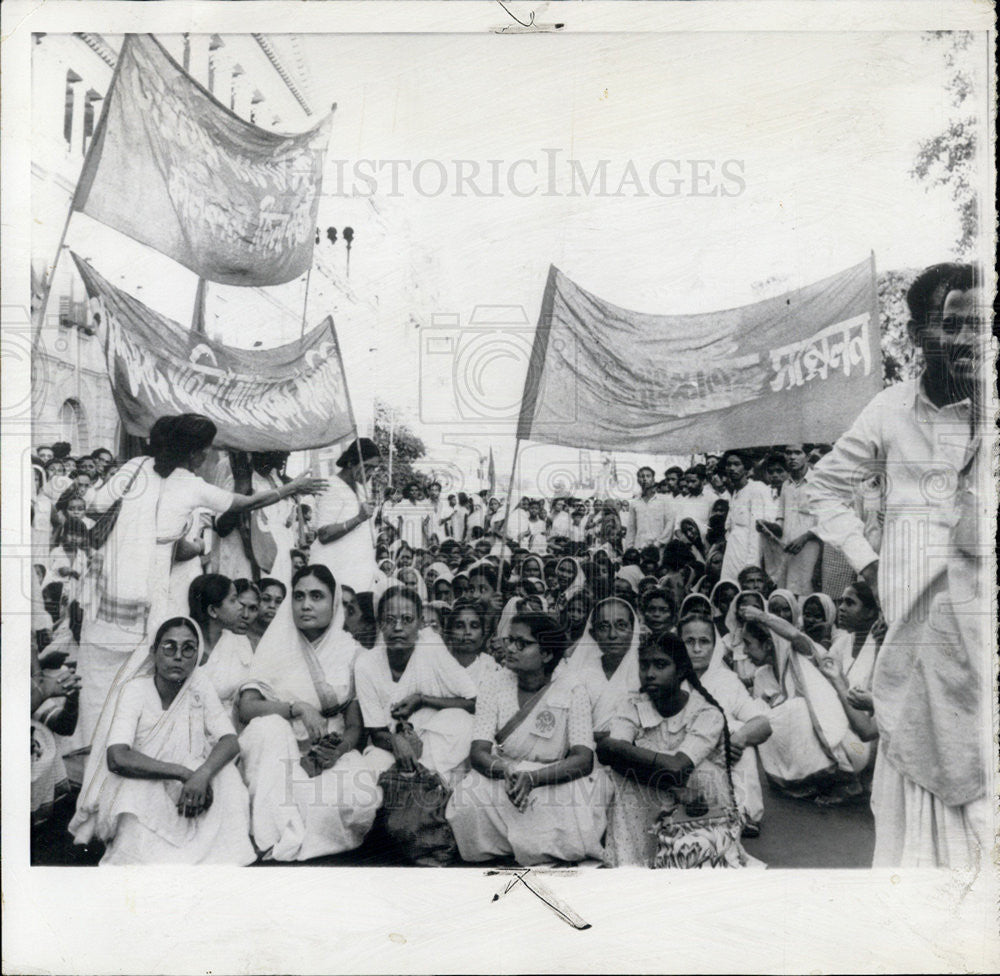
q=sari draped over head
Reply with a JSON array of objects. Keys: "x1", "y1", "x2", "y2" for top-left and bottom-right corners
[
  {"x1": 70, "y1": 616, "x2": 254, "y2": 865},
  {"x1": 555, "y1": 557, "x2": 588, "y2": 605},
  {"x1": 394, "y1": 569, "x2": 429, "y2": 604},
  {"x1": 520, "y1": 555, "x2": 544, "y2": 581},
  {"x1": 425, "y1": 562, "x2": 454, "y2": 585},
  {"x1": 240, "y1": 574, "x2": 361, "y2": 738},
  {"x1": 801, "y1": 592, "x2": 840, "y2": 654},
  {"x1": 709, "y1": 578, "x2": 739, "y2": 626},
  {"x1": 679, "y1": 592, "x2": 728, "y2": 672},
  {"x1": 239, "y1": 578, "x2": 386, "y2": 862},
  {"x1": 70, "y1": 615, "x2": 208, "y2": 846},
  {"x1": 767, "y1": 588, "x2": 803, "y2": 629},
  {"x1": 614, "y1": 565, "x2": 645, "y2": 595},
  {"x1": 680, "y1": 592, "x2": 714, "y2": 618},
  {"x1": 565, "y1": 597, "x2": 642, "y2": 733}
]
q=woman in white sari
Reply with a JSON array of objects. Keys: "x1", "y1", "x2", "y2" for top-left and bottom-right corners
[
  {"x1": 443, "y1": 599, "x2": 501, "y2": 692},
  {"x1": 69, "y1": 616, "x2": 254, "y2": 865},
  {"x1": 740, "y1": 605, "x2": 868, "y2": 804},
  {"x1": 237, "y1": 564, "x2": 383, "y2": 861},
  {"x1": 446, "y1": 611, "x2": 609, "y2": 865},
  {"x1": 189, "y1": 574, "x2": 255, "y2": 719},
  {"x1": 559, "y1": 597, "x2": 642, "y2": 737},
  {"x1": 77, "y1": 413, "x2": 326, "y2": 744},
  {"x1": 355, "y1": 586, "x2": 478, "y2": 788}
]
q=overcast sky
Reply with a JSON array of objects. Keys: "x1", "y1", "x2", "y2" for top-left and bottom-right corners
[{"x1": 62, "y1": 30, "x2": 987, "y2": 491}]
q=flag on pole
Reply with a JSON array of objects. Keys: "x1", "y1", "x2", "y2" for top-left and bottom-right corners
[
  {"x1": 73, "y1": 253, "x2": 354, "y2": 451},
  {"x1": 517, "y1": 258, "x2": 881, "y2": 453},
  {"x1": 73, "y1": 34, "x2": 334, "y2": 287},
  {"x1": 488, "y1": 448, "x2": 496, "y2": 494}
]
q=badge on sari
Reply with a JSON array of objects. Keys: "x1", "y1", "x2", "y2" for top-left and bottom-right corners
[{"x1": 533, "y1": 708, "x2": 557, "y2": 737}]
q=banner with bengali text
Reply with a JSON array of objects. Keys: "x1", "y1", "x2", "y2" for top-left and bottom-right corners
[
  {"x1": 73, "y1": 253, "x2": 355, "y2": 452},
  {"x1": 73, "y1": 34, "x2": 333, "y2": 286},
  {"x1": 517, "y1": 257, "x2": 881, "y2": 452}
]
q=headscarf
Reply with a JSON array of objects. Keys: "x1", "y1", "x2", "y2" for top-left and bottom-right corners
[
  {"x1": 70, "y1": 615, "x2": 207, "y2": 844},
  {"x1": 520, "y1": 555, "x2": 544, "y2": 580},
  {"x1": 767, "y1": 588, "x2": 802, "y2": 629},
  {"x1": 570, "y1": 597, "x2": 643, "y2": 732},
  {"x1": 241, "y1": 571, "x2": 362, "y2": 738},
  {"x1": 708, "y1": 578, "x2": 739, "y2": 630},
  {"x1": 394, "y1": 567, "x2": 429, "y2": 604},
  {"x1": 679, "y1": 592, "x2": 713, "y2": 619},
  {"x1": 614, "y1": 565, "x2": 645, "y2": 594},
  {"x1": 724, "y1": 589, "x2": 767, "y2": 644},
  {"x1": 802, "y1": 592, "x2": 837, "y2": 629},
  {"x1": 555, "y1": 556, "x2": 587, "y2": 603},
  {"x1": 424, "y1": 562, "x2": 454, "y2": 585}
]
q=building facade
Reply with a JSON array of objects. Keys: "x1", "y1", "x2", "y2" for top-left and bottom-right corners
[{"x1": 31, "y1": 32, "x2": 316, "y2": 456}]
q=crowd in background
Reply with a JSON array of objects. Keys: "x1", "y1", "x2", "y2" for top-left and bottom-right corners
[{"x1": 28, "y1": 261, "x2": 989, "y2": 871}]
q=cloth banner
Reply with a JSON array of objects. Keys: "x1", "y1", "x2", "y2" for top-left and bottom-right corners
[
  {"x1": 73, "y1": 34, "x2": 333, "y2": 286},
  {"x1": 517, "y1": 258, "x2": 882, "y2": 453},
  {"x1": 73, "y1": 253, "x2": 354, "y2": 452}
]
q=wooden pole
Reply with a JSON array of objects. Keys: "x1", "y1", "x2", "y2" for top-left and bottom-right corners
[
  {"x1": 298, "y1": 265, "x2": 313, "y2": 340},
  {"x1": 191, "y1": 278, "x2": 208, "y2": 334},
  {"x1": 496, "y1": 438, "x2": 523, "y2": 583}
]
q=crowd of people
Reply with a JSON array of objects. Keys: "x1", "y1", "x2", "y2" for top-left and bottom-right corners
[{"x1": 29, "y1": 262, "x2": 990, "y2": 870}]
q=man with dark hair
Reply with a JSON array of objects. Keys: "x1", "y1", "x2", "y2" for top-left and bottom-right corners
[
  {"x1": 719, "y1": 449, "x2": 771, "y2": 580},
  {"x1": 676, "y1": 465, "x2": 714, "y2": 537},
  {"x1": 808, "y1": 263, "x2": 989, "y2": 868},
  {"x1": 50, "y1": 441, "x2": 71, "y2": 460},
  {"x1": 624, "y1": 465, "x2": 675, "y2": 551},
  {"x1": 426, "y1": 480, "x2": 453, "y2": 542},
  {"x1": 36, "y1": 445, "x2": 54, "y2": 464},
  {"x1": 395, "y1": 480, "x2": 430, "y2": 549},
  {"x1": 662, "y1": 465, "x2": 684, "y2": 497}
]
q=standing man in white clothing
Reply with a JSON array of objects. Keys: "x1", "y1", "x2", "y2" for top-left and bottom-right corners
[
  {"x1": 624, "y1": 466, "x2": 675, "y2": 551},
  {"x1": 719, "y1": 450, "x2": 772, "y2": 580},
  {"x1": 426, "y1": 481, "x2": 453, "y2": 543},
  {"x1": 313, "y1": 438, "x2": 381, "y2": 593},
  {"x1": 807, "y1": 263, "x2": 990, "y2": 868},
  {"x1": 394, "y1": 482, "x2": 431, "y2": 549}
]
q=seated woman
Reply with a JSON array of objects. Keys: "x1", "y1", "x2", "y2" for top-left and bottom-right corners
[
  {"x1": 613, "y1": 565, "x2": 644, "y2": 606},
  {"x1": 720, "y1": 589, "x2": 767, "y2": 690},
  {"x1": 565, "y1": 597, "x2": 642, "y2": 736},
  {"x1": 355, "y1": 586, "x2": 478, "y2": 787},
  {"x1": 237, "y1": 565, "x2": 383, "y2": 861},
  {"x1": 342, "y1": 586, "x2": 378, "y2": 650},
  {"x1": 432, "y1": 576, "x2": 455, "y2": 605},
  {"x1": 678, "y1": 614, "x2": 771, "y2": 834},
  {"x1": 555, "y1": 588, "x2": 590, "y2": 658},
  {"x1": 69, "y1": 617, "x2": 254, "y2": 865},
  {"x1": 598, "y1": 632, "x2": 749, "y2": 868},
  {"x1": 446, "y1": 612, "x2": 609, "y2": 865},
  {"x1": 234, "y1": 579, "x2": 262, "y2": 650},
  {"x1": 709, "y1": 579, "x2": 739, "y2": 640},
  {"x1": 189, "y1": 574, "x2": 255, "y2": 718},
  {"x1": 551, "y1": 556, "x2": 587, "y2": 612},
  {"x1": 739, "y1": 605, "x2": 869, "y2": 804},
  {"x1": 443, "y1": 599, "x2": 500, "y2": 690},
  {"x1": 640, "y1": 587, "x2": 677, "y2": 641},
  {"x1": 800, "y1": 593, "x2": 838, "y2": 651}
]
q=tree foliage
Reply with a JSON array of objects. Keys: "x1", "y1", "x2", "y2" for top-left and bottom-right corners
[
  {"x1": 878, "y1": 268, "x2": 921, "y2": 386},
  {"x1": 371, "y1": 399, "x2": 429, "y2": 495},
  {"x1": 911, "y1": 32, "x2": 980, "y2": 258}
]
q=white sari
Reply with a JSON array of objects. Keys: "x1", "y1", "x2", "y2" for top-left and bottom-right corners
[
  {"x1": 69, "y1": 617, "x2": 254, "y2": 865},
  {"x1": 355, "y1": 629, "x2": 478, "y2": 787},
  {"x1": 237, "y1": 580, "x2": 384, "y2": 862}
]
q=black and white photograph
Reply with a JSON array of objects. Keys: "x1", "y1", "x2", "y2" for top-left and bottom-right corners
[{"x1": 3, "y1": 1, "x2": 997, "y2": 972}]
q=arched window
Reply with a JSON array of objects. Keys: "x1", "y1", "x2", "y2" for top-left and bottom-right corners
[{"x1": 58, "y1": 398, "x2": 89, "y2": 454}]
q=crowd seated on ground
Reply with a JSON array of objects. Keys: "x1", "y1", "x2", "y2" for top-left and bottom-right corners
[{"x1": 30, "y1": 429, "x2": 886, "y2": 868}]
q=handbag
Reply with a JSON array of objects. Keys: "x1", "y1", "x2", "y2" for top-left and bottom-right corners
[
  {"x1": 651, "y1": 739, "x2": 748, "y2": 869},
  {"x1": 377, "y1": 761, "x2": 458, "y2": 866}
]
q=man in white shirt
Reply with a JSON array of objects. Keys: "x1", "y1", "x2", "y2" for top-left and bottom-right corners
[
  {"x1": 525, "y1": 498, "x2": 548, "y2": 553},
  {"x1": 504, "y1": 497, "x2": 532, "y2": 549},
  {"x1": 313, "y1": 438, "x2": 380, "y2": 593},
  {"x1": 624, "y1": 466, "x2": 675, "y2": 551},
  {"x1": 773, "y1": 443, "x2": 821, "y2": 595},
  {"x1": 425, "y1": 481, "x2": 453, "y2": 543},
  {"x1": 394, "y1": 482, "x2": 431, "y2": 549},
  {"x1": 674, "y1": 465, "x2": 715, "y2": 538},
  {"x1": 719, "y1": 450, "x2": 772, "y2": 580},
  {"x1": 807, "y1": 263, "x2": 989, "y2": 868},
  {"x1": 549, "y1": 497, "x2": 572, "y2": 540}
]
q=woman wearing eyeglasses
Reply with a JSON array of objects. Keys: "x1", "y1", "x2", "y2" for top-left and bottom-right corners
[
  {"x1": 355, "y1": 585, "x2": 478, "y2": 788},
  {"x1": 446, "y1": 611, "x2": 610, "y2": 865},
  {"x1": 69, "y1": 616, "x2": 254, "y2": 864}
]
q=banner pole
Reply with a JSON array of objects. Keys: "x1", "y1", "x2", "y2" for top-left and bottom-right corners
[
  {"x1": 496, "y1": 437, "x2": 523, "y2": 584},
  {"x1": 330, "y1": 318, "x2": 376, "y2": 547},
  {"x1": 299, "y1": 265, "x2": 314, "y2": 340},
  {"x1": 191, "y1": 278, "x2": 208, "y2": 334}
]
